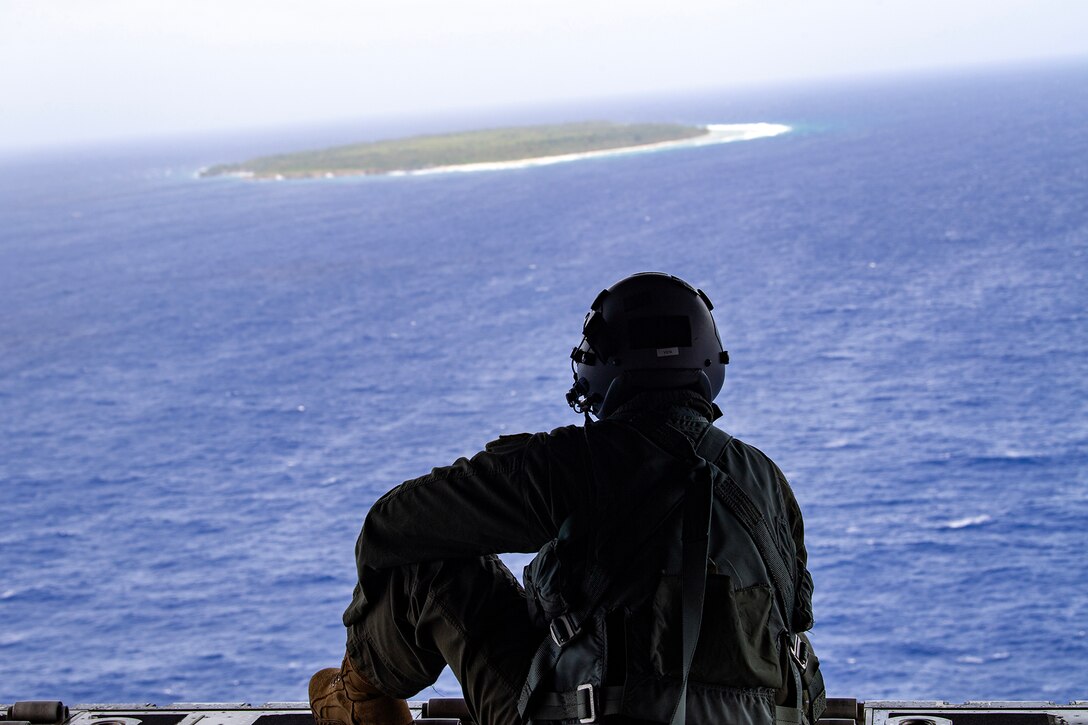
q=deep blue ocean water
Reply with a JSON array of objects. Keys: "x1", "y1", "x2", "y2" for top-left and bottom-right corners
[{"x1": 2, "y1": 62, "x2": 1086, "y2": 705}]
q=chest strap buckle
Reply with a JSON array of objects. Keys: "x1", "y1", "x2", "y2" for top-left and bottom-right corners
[
  {"x1": 549, "y1": 614, "x2": 579, "y2": 647},
  {"x1": 791, "y1": 633, "x2": 810, "y2": 670},
  {"x1": 577, "y1": 683, "x2": 596, "y2": 723}
]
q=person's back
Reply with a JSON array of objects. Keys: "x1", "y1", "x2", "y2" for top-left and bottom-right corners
[
  {"x1": 309, "y1": 272, "x2": 820, "y2": 725},
  {"x1": 519, "y1": 390, "x2": 816, "y2": 724}
]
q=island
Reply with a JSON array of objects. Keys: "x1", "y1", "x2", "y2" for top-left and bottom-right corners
[{"x1": 199, "y1": 121, "x2": 790, "y2": 179}]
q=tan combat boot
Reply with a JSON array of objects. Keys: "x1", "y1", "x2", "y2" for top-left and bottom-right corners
[{"x1": 308, "y1": 655, "x2": 412, "y2": 725}]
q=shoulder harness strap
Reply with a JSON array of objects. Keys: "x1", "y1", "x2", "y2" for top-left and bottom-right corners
[
  {"x1": 667, "y1": 426, "x2": 731, "y2": 725},
  {"x1": 700, "y1": 426, "x2": 825, "y2": 725},
  {"x1": 518, "y1": 428, "x2": 694, "y2": 722},
  {"x1": 697, "y1": 425, "x2": 796, "y2": 624}
]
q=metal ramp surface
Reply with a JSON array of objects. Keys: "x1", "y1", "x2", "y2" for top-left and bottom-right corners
[{"x1": 5, "y1": 698, "x2": 1088, "y2": 724}]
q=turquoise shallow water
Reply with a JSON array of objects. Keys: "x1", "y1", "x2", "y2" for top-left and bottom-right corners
[{"x1": 1, "y1": 62, "x2": 1086, "y2": 703}]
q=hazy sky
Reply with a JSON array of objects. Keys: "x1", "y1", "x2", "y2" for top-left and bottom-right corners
[{"x1": 1, "y1": 0, "x2": 1086, "y2": 150}]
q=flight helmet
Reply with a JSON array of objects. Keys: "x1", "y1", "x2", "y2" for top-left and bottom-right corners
[{"x1": 566, "y1": 272, "x2": 729, "y2": 418}]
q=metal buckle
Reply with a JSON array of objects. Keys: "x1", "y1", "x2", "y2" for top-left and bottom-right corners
[
  {"x1": 791, "y1": 635, "x2": 810, "y2": 670},
  {"x1": 549, "y1": 614, "x2": 578, "y2": 647},
  {"x1": 577, "y1": 683, "x2": 596, "y2": 723}
]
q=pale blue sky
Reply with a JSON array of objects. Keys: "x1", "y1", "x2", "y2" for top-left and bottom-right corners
[{"x1": 1, "y1": 0, "x2": 1086, "y2": 150}]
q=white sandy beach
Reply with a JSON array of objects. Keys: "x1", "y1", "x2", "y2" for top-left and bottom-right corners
[
  {"x1": 204, "y1": 123, "x2": 792, "y2": 180},
  {"x1": 402, "y1": 123, "x2": 791, "y2": 176}
]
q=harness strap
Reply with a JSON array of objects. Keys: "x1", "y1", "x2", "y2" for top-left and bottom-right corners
[
  {"x1": 668, "y1": 471, "x2": 712, "y2": 725},
  {"x1": 529, "y1": 685, "x2": 625, "y2": 722},
  {"x1": 796, "y1": 632, "x2": 826, "y2": 723},
  {"x1": 693, "y1": 423, "x2": 732, "y2": 468},
  {"x1": 518, "y1": 635, "x2": 562, "y2": 720},
  {"x1": 697, "y1": 425, "x2": 796, "y2": 625},
  {"x1": 666, "y1": 427, "x2": 731, "y2": 725},
  {"x1": 526, "y1": 464, "x2": 719, "y2": 725},
  {"x1": 775, "y1": 705, "x2": 803, "y2": 725},
  {"x1": 517, "y1": 429, "x2": 692, "y2": 721},
  {"x1": 807, "y1": 672, "x2": 827, "y2": 724},
  {"x1": 702, "y1": 425, "x2": 824, "y2": 724}
]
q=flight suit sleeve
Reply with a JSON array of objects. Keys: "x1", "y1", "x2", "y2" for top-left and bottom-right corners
[
  {"x1": 354, "y1": 425, "x2": 590, "y2": 572},
  {"x1": 776, "y1": 469, "x2": 815, "y2": 632}
]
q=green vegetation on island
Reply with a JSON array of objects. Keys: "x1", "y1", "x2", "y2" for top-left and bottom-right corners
[{"x1": 201, "y1": 122, "x2": 709, "y2": 178}]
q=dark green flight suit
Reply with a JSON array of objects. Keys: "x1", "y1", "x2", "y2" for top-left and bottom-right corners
[{"x1": 342, "y1": 390, "x2": 813, "y2": 725}]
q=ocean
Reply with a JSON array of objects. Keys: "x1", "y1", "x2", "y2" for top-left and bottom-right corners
[{"x1": 1, "y1": 61, "x2": 1086, "y2": 705}]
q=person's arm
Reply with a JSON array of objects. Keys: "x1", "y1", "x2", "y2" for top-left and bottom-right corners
[
  {"x1": 356, "y1": 425, "x2": 590, "y2": 570},
  {"x1": 776, "y1": 470, "x2": 815, "y2": 632}
]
